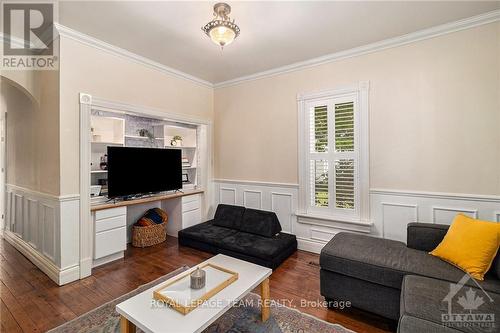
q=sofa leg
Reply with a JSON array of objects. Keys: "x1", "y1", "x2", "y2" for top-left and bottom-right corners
[{"x1": 260, "y1": 278, "x2": 270, "y2": 322}]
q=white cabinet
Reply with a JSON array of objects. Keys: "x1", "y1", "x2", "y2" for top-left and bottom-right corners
[
  {"x1": 91, "y1": 194, "x2": 202, "y2": 268},
  {"x1": 95, "y1": 227, "x2": 126, "y2": 258},
  {"x1": 182, "y1": 194, "x2": 201, "y2": 229},
  {"x1": 93, "y1": 206, "x2": 126, "y2": 267}
]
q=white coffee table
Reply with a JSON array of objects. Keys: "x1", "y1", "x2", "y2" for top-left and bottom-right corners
[{"x1": 116, "y1": 254, "x2": 273, "y2": 333}]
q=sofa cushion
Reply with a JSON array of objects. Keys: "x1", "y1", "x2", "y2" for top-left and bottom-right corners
[
  {"x1": 178, "y1": 220, "x2": 238, "y2": 244},
  {"x1": 320, "y1": 232, "x2": 500, "y2": 294},
  {"x1": 429, "y1": 214, "x2": 500, "y2": 281},
  {"x1": 216, "y1": 231, "x2": 296, "y2": 261},
  {"x1": 400, "y1": 275, "x2": 500, "y2": 333},
  {"x1": 239, "y1": 208, "x2": 282, "y2": 237},
  {"x1": 212, "y1": 204, "x2": 246, "y2": 230}
]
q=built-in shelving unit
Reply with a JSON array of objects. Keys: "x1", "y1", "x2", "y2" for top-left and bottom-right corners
[
  {"x1": 153, "y1": 124, "x2": 198, "y2": 189},
  {"x1": 89, "y1": 111, "x2": 202, "y2": 200}
]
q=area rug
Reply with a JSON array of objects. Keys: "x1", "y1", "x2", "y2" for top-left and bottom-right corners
[{"x1": 49, "y1": 266, "x2": 352, "y2": 333}]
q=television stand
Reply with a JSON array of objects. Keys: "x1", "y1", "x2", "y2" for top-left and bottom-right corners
[
  {"x1": 90, "y1": 188, "x2": 204, "y2": 269},
  {"x1": 93, "y1": 190, "x2": 202, "y2": 210}
]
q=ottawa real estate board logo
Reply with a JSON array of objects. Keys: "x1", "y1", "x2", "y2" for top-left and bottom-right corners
[
  {"x1": 442, "y1": 274, "x2": 496, "y2": 331},
  {"x1": 1, "y1": 2, "x2": 58, "y2": 70}
]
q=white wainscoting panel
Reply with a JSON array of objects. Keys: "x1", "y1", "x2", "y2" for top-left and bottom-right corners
[
  {"x1": 271, "y1": 192, "x2": 293, "y2": 233},
  {"x1": 310, "y1": 228, "x2": 338, "y2": 243},
  {"x1": 214, "y1": 180, "x2": 500, "y2": 254},
  {"x1": 41, "y1": 204, "x2": 57, "y2": 262},
  {"x1": 27, "y1": 198, "x2": 38, "y2": 248},
  {"x1": 243, "y1": 190, "x2": 262, "y2": 209},
  {"x1": 432, "y1": 206, "x2": 478, "y2": 224},
  {"x1": 14, "y1": 193, "x2": 23, "y2": 236},
  {"x1": 214, "y1": 181, "x2": 297, "y2": 234},
  {"x1": 219, "y1": 187, "x2": 236, "y2": 205},
  {"x1": 4, "y1": 184, "x2": 80, "y2": 285},
  {"x1": 381, "y1": 203, "x2": 418, "y2": 242},
  {"x1": 371, "y1": 189, "x2": 500, "y2": 241}
]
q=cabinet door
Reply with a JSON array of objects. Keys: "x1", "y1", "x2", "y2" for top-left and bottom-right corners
[
  {"x1": 183, "y1": 209, "x2": 201, "y2": 229},
  {"x1": 95, "y1": 215, "x2": 126, "y2": 233},
  {"x1": 94, "y1": 227, "x2": 126, "y2": 259},
  {"x1": 95, "y1": 206, "x2": 126, "y2": 220}
]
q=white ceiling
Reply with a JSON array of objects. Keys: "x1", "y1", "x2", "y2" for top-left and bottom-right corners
[{"x1": 58, "y1": 1, "x2": 499, "y2": 84}]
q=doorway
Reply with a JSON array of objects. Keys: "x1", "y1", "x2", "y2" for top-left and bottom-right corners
[{"x1": 0, "y1": 109, "x2": 5, "y2": 231}]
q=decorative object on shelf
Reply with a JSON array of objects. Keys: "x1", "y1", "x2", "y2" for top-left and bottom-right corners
[
  {"x1": 202, "y1": 2, "x2": 240, "y2": 49},
  {"x1": 190, "y1": 267, "x2": 206, "y2": 289},
  {"x1": 182, "y1": 173, "x2": 189, "y2": 183},
  {"x1": 138, "y1": 129, "x2": 155, "y2": 142},
  {"x1": 132, "y1": 208, "x2": 169, "y2": 247},
  {"x1": 171, "y1": 135, "x2": 183, "y2": 147},
  {"x1": 90, "y1": 185, "x2": 102, "y2": 197},
  {"x1": 97, "y1": 178, "x2": 107, "y2": 186},
  {"x1": 91, "y1": 126, "x2": 102, "y2": 142},
  {"x1": 182, "y1": 157, "x2": 191, "y2": 168},
  {"x1": 99, "y1": 154, "x2": 108, "y2": 170}
]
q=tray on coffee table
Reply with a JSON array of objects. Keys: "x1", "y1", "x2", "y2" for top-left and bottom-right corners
[{"x1": 153, "y1": 263, "x2": 238, "y2": 315}]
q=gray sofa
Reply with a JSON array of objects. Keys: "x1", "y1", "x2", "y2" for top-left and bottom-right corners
[{"x1": 320, "y1": 223, "x2": 500, "y2": 332}]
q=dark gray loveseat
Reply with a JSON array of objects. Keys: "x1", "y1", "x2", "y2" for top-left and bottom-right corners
[
  {"x1": 320, "y1": 223, "x2": 500, "y2": 332},
  {"x1": 179, "y1": 204, "x2": 297, "y2": 269}
]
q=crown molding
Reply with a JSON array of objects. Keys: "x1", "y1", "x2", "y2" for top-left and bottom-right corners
[
  {"x1": 214, "y1": 10, "x2": 500, "y2": 89},
  {"x1": 52, "y1": 10, "x2": 500, "y2": 90},
  {"x1": 53, "y1": 23, "x2": 213, "y2": 88}
]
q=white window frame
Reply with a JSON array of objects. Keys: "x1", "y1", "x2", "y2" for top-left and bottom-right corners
[{"x1": 297, "y1": 81, "x2": 370, "y2": 224}]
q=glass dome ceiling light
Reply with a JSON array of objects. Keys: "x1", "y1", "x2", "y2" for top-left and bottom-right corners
[{"x1": 202, "y1": 3, "x2": 240, "y2": 49}]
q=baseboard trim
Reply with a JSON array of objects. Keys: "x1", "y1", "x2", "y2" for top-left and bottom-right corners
[
  {"x1": 297, "y1": 237, "x2": 326, "y2": 254},
  {"x1": 80, "y1": 257, "x2": 93, "y2": 278},
  {"x1": 59, "y1": 265, "x2": 81, "y2": 285},
  {"x1": 4, "y1": 231, "x2": 61, "y2": 284},
  {"x1": 92, "y1": 252, "x2": 124, "y2": 268}
]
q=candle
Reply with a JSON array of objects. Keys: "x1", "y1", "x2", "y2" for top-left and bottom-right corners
[{"x1": 190, "y1": 267, "x2": 206, "y2": 289}]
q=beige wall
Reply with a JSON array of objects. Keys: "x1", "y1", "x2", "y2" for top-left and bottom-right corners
[
  {"x1": 58, "y1": 37, "x2": 214, "y2": 195},
  {"x1": 1, "y1": 69, "x2": 60, "y2": 195},
  {"x1": 214, "y1": 22, "x2": 500, "y2": 195}
]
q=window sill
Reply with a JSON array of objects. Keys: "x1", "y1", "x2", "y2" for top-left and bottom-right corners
[{"x1": 295, "y1": 212, "x2": 373, "y2": 234}]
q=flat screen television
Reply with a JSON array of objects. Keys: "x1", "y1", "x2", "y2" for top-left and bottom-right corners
[{"x1": 107, "y1": 146, "x2": 182, "y2": 198}]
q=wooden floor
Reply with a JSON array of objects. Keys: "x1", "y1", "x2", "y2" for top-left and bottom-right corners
[{"x1": 0, "y1": 235, "x2": 393, "y2": 333}]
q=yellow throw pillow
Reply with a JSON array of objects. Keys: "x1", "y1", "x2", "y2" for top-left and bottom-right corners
[{"x1": 430, "y1": 214, "x2": 500, "y2": 280}]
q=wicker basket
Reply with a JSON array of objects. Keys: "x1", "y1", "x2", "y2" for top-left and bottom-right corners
[{"x1": 132, "y1": 221, "x2": 167, "y2": 247}]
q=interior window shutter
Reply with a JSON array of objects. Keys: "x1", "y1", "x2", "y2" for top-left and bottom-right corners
[
  {"x1": 300, "y1": 84, "x2": 368, "y2": 221},
  {"x1": 333, "y1": 102, "x2": 355, "y2": 210},
  {"x1": 309, "y1": 105, "x2": 329, "y2": 208}
]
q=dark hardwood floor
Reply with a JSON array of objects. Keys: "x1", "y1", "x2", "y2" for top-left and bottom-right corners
[{"x1": 0, "y1": 235, "x2": 393, "y2": 333}]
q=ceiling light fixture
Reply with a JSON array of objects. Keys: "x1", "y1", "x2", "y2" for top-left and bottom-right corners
[{"x1": 202, "y1": 3, "x2": 240, "y2": 49}]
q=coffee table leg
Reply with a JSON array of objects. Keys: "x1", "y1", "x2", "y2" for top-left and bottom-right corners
[
  {"x1": 260, "y1": 278, "x2": 270, "y2": 322},
  {"x1": 120, "y1": 315, "x2": 136, "y2": 333}
]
